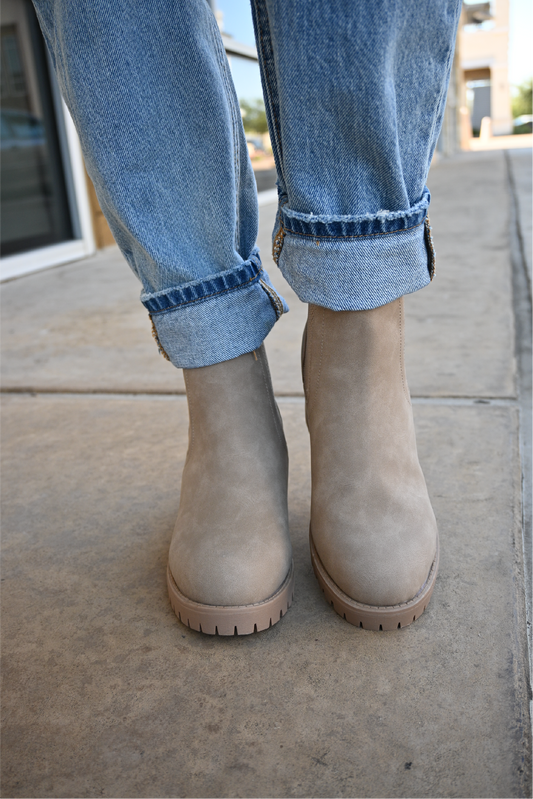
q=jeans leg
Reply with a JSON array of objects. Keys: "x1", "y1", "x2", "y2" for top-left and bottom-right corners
[
  {"x1": 250, "y1": 0, "x2": 462, "y2": 310},
  {"x1": 32, "y1": 0, "x2": 288, "y2": 368}
]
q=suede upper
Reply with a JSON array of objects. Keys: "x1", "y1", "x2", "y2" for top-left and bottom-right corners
[
  {"x1": 169, "y1": 346, "x2": 292, "y2": 607},
  {"x1": 303, "y1": 299, "x2": 438, "y2": 607}
]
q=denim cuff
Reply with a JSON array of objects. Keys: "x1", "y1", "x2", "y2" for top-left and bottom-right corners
[
  {"x1": 140, "y1": 249, "x2": 289, "y2": 369},
  {"x1": 274, "y1": 189, "x2": 436, "y2": 311}
]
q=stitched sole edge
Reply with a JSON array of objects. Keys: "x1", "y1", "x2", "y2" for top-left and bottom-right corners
[
  {"x1": 167, "y1": 560, "x2": 295, "y2": 636},
  {"x1": 310, "y1": 532, "x2": 439, "y2": 631}
]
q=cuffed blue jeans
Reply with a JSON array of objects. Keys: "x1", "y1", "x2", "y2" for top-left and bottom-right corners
[{"x1": 33, "y1": 0, "x2": 461, "y2": 368}]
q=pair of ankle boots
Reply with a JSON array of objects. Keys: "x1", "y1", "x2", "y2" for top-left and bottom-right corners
[{"x1": 166, "y1": 298, "x2": 439, "y2": 635}]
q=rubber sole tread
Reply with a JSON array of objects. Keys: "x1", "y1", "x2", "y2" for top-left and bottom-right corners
[{"x1": 167, "y1": 560, "x2": 295, "y2": 636}]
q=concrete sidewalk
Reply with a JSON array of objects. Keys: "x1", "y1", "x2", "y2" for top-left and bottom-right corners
[{"x1": 1, "y1": 150, "x2": 531, "y2": 798}]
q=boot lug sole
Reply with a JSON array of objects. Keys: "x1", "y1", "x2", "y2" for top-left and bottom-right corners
[
  {"x1": 310, "y1": 531, "x2": 439, "y2": 631},
  {"x1": 167, "y1": 560, "x2": 295, "y2": 636}
]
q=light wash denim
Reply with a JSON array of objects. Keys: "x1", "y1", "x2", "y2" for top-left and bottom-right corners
[{"x1": 32, "y1": 0, "x2": 461, "y2": 368}]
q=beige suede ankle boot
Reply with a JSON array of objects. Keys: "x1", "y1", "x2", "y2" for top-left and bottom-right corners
[
  {"x1": 167, "y1": 345, "x2": 294, "y2": 635},
  {"x1": 303, "y1": 299, "x2": 438, "y2": 630}
]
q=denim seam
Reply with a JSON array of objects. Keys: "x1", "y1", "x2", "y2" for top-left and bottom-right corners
[
  {"x1": 424, "y1": 216, "x2": 436, "y2": 280},
  {"x1": 252, "y1": 1, "x2": 284, "y2": 179},
  {"x1": 272, "y1": 200, "x2": 288, "y2": 264},
  {"x1": 148, "y1": 313, "x2": 171, "y2": 361},
  {"x1": 281, "y1": 218, "x2": 424, "y2": 241},
  {"x1": 272, "y1": 222, "x2": 285, "y2": 264},
  {"x1": 259, "y1": 277, "x2": 284, "y2": 319},
  {"x1": 147, "y1": 271, "x2": 261, "y2": 315},
  {"x1": 211, "y1": 16, "x2": 242, "y2": 249}
]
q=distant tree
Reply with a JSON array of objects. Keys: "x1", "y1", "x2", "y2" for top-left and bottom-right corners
[
  {"x1": 240, "y1": 99, "x2": 268, "y2": 134},
  {"x1": 511, "y1": 78, "x2": 532, "y2": 118}
]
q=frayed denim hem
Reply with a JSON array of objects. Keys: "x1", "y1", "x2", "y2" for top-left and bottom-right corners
[{"x1": 278, "y1": 188, "x2": 431, "y2": 239}]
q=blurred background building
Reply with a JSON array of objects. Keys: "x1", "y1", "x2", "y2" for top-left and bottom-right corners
[
  {"x1": 460, "y1": 0, "x2": 513, "y2": 135},
  {"x1": 1, "y1": 0, "x2": 530, "y2": 279}
]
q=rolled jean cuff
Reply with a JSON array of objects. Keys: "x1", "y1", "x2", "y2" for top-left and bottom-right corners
[
  {"x1": 274, "y1": 189, "x2": 436, "y2": 311},
  {"x1": 140, "y1": 249, "x2": 289, "y2": 369}
]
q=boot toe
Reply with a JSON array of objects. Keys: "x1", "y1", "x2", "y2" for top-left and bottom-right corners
[
  {"x1": 313, "y1": 504, "x2": 438, "y2": 607},
  {"x1": 169, "y1": 532, "x2": 292, "y2": 607}
]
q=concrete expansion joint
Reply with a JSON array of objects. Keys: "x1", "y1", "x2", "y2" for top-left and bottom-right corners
[
  {"x1": 0, "y1": 389, "x2": 521, "y2": 407},
  {"x1": 410, "y1": 396, "x2": 519, "y2": 406}
]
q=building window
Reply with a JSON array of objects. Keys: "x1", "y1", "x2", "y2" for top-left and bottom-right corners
[{"x1": 1, "y1": 0, "x2": 74, "y2": 257}]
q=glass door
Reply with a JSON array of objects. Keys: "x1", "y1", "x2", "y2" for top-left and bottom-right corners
[{"x1": 1, "y1": 0, "x2": 93, "y2": 273}]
